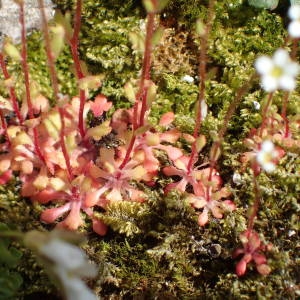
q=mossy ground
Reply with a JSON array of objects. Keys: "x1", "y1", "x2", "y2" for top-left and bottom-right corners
[{"x1": 0, "y1": 0, "x2": 299, "y2": 299}]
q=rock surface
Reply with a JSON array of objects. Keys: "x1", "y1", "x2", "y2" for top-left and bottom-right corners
[{"x1": 0, "y1": 0, "x2": 54, "y2": 46}]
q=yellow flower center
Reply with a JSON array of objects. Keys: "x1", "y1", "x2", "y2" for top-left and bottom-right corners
[{"x1": 271, "y1": 66, "x2": 283, "y2": 78}]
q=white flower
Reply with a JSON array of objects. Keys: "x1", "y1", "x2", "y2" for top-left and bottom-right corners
[
  {"x1": 232, "y1": 172, "x2": 242, "y2": 185},
  {"x1": 288, "y1": 5, "x2": 300, "y2": 38},
  {"x1": 253, "y1": 101, "x2": 260, "y2": 110},
  {"x1": 40, "y1": 239, "x2": 98, "y2": 300},
  {"x1": 181, "y1": 75, "x2": 194, "y2": 83},
  {"x1": 256, "y1": 140, "x2": 277, "y2": 173},
  {"x1": 255, "y1": 49, "x2": 300, "y2": 92}
]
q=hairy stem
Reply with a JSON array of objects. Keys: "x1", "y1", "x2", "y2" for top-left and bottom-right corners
[
  {"x1": 69, "y1": 0, "x2": 86, "y2": 138},
  {"x1": 120, "y1": 12, "x2": 156, "y2": 170},
  {"x1": 247, "y1": 163, "x2": 262, "y2": 231},
  {"x1": 19, "y1": 1, "x2": 45, "y2": 163},
  {"x1": 187, "y1": 0, "x2": 216, "y2": 174},
  {"x1": 0, "y1": 110, "x2": 10, "y2": 145},
  {"x1": 0, "y1": 53, "x2": 23, "y2": 124},
  {"x1": 258, "y1": 92, "x2": 273, "y2": 137},
  {"x1": 38, "y1": 0, "x2": 73, "y2": 181},
  {"x1": 138, "y1": 12, "x2": 155, "y2": 127},
  {"x1": 206, "y1": 75, "x2": 255, "y2": 199},
  {"x1": 281, "y1": 91, "x2": 290, "y2": 138}
]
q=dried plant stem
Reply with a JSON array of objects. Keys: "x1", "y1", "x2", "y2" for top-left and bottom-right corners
[
  {"x1": 0, "y1": 53, "x2": 23, "y2": 124},
  {"x1": 187, "y1": 0, "x2": 215, "y2": 173},
  {"x1": 19, "y1": 1, "x2": 45, "y2": 163},
  {"x1": 38, "y1": 0, "x2": 73, "y2": 181}
]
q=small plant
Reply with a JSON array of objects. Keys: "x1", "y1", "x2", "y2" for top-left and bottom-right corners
[{"x1": 0, "y1": 0, "x2": 299, "y2": 298}]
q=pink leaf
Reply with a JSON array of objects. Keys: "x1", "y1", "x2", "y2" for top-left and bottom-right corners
[
  {"x1": 252, "y1": 253, "x2": 267, "y2": 265},
  {"x1": 41, "y1": 203, "x2": 71, "y2": 223},
  {"x1": 90, "y1": 94, "x2": 112, "y2": 117},
  {"x1": 58, "y1": 201, "x2": 83, "y2": 230},
  {"x1": 92, "y1": 218, "x2": 108, "y2": 236},
  {"x1": 31, "y1": 189, "x2": 69, "y2": 204},
  {"x1": 159, "y1": 112, "x2": 175, "y2": 126},
  {"x1": 0, "y1": 169, "x2": 12, "y2": 184},
  {"x1": 198, "y1": 209, "x2": 209, "y2": 226},
  {"x1": 236, "y1": 259, "x2": 247, "y2": 277},
  {"x1": 256, "y1": 263, "x2": 271, "y2": 275}
]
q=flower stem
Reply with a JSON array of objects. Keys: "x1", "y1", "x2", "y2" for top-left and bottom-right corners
[
  {"x1": 0, "y1": 110, "x2": 10, "y2": 145},
  {"x1": 138, "y1": 12, "x2": 155, "y2": 127},
  {"x1": 119, "y1": 12, "x2": 156, "y2": 170},
  {"x1": 187, "y1": 0, "x2": 216, "y2": 174},
  {"x1": 69, "y1": 0, "x2": 86, "y2": 138},
  {"x1": 0, "y1": 53, "x2": 23, "y2": 124},
  {"x1": 38, "y1": 0, "x2": 73, "y2": 181},
  {"x1": 281, "y1": 91, "x2": 290, "y2": 138},
  {"x1": 248, "y1": 163, "x2": 262, "y2": 231},
  {"x1": 19, "y1": 1, "x2": 45, "y2": 163},
  {"x1": 259, "y1": 92, "x2": 273, "y2": 137}
]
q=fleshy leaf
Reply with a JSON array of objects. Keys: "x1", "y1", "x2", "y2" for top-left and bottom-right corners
[{"x1": 86, "y1": 120, "x2": 111, "y2": 141}]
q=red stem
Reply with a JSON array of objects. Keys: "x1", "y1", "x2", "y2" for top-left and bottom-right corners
[
  {"x1": 187, "y1": 0, "x2": 215, "y2": 173},
  {"x1": 119, "y1": 12, "x2": 156, "y2": 170},
  {"x1": 19, "y1": 1, "x2": 45, "y2": 163},
  {"x1": 38, "y1": 0, "x2": 73, "y2": 181},
  {"x1": 205, "y1": 75, "x2": 255, "y2": 201},
  {"x1": 139, "y1": 12, "x2": 155, "y2": 127},
  {"x1": 258, "y1": 92, "x2": 273, "y2": 137},
  {"x1": 0, "y1": 110, "x2": 10, "y2": 145},
  {"x1": 281, "y1": 92, "x2": 290, "y2": 138},
  {"x1": 0, "y1": 53, "x2": 23, "y2": 124},
  {"x1": 69, "y1": 0, "x2": 86, "y2": 139},
  {"x1": 247, "y1": 163, "x2": 261, "y2": 231}
]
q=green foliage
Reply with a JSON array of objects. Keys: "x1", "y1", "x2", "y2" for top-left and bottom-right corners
[
  {"x1": 95, "y1": 201, "x2": 148, "y2": 237},
  {"x1": 76, "y1": 0, "x2": 143, "y2": 104},
  {"x1": 0, "y1": 223, "x2": 22, "y2": 300}
]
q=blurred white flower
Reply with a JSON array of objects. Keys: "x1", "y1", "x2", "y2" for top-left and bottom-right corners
[
  {"x1": 288, "y1": 5, "x2": 300, "y2": 38},
  {"x1": 40, "y1": 239, "x2": 98, "y2": 300},
  {"x1": 232, "y1": 172, "x2": 242, "y2": 185},
  {"x1": 255, "y1": 49, "x2": 300, "y2": 92},
  {"x1": 256, "y1": 140, "x2": 277, "y2": 173},
  {"x1": 253, "y1": 101, "x2": 260, "y2": 110},
  {"x1": 181, "y1": 75, "x2": 194, "y2": 83}
]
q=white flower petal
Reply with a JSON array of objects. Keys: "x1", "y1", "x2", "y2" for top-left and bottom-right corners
[
  {"x1": 261, "y1": 140, "x2": 274, "y2": 152},
  {"x1": 288, "y1": 5, "x2": 300, "y2": 20},
  {"x1": 285, "y1": 61, "x2": 300, "y2": 76},
  {"x1": 273, "y1": 49, "x2": 289, "y2": 67},
  {"x1": 279, "y1": 75, "x2": 296, "y2": 91},
  {"x1": 262, "y1": 162, "x2": 276, "y2": 173},
  {"x1": 255, "y1": 56, "x2": 273, "y2": 74},
  {"x1": 261, "y1": 75, "x2": 278, "y2": 92},
  {"x1": 288, "y1": 21, "x2": 300, "y2": 38}
]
